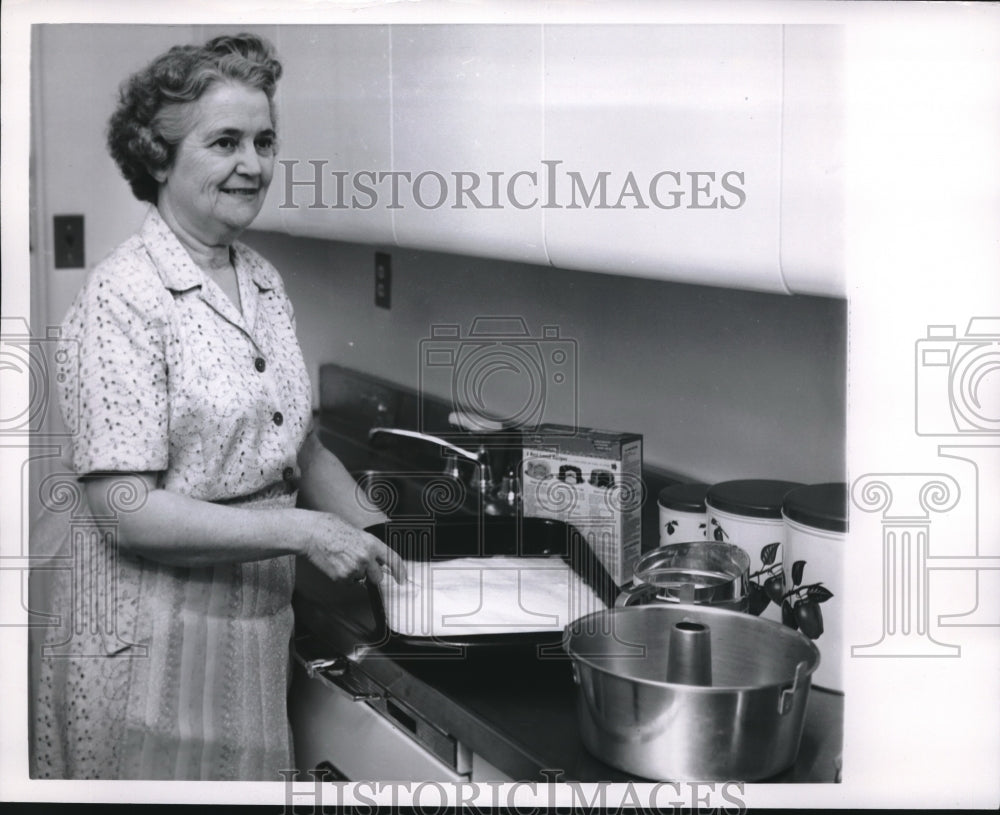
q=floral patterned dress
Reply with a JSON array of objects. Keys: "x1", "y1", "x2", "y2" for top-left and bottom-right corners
[{"x1": 32, "y1": 207, "x2": 313, "y2": 780}]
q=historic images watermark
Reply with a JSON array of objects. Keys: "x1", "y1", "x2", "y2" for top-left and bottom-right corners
[
  {"x1": 279, "y1": 770, "x2": 747, "y2": 814},
  {"x1": 32, "y1": 471, "x2": 150, "y2": 659},
  {"x1": 851, "y1": 317, "x2": 1000, "y2": 658},
  {"x1": 1, "y1": 316, "x2": 147, "y2": 658},
  {"x1": 278, "y1": 160, "x2": 748, "y2": 212}
]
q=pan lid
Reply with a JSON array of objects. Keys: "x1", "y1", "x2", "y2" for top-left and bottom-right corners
[{"x1": 706, "y1": 479, "x2": 804, "y2": 519}]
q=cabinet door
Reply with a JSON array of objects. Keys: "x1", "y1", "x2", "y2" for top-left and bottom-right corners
[
  {"x1": 391, "y1": 25, "x2": 548, "y2": 265},
  {"x1": 543, "y1": 25, "x2": 788, "y2": 293},
  {"x1": 253, "y1": 25, "x2": 394, "y2": 244}
]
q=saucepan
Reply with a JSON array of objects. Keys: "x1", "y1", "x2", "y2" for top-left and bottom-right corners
[{"x1": 615, "y1": 541, "x2": 751, "y2": 612}]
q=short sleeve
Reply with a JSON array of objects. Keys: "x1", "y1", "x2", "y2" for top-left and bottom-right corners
[{"x1": 59, "y1": 247, "x2": 171, "y2": 475}]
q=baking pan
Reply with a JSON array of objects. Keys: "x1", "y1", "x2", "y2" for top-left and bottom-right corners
[{"x1": 363, "y1": 516, "x2": 620, "y2": 653}]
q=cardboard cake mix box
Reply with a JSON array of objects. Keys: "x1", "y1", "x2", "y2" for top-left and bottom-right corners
[{"x1": 521, "y1": 425, "x2": 643, "y2": 586}]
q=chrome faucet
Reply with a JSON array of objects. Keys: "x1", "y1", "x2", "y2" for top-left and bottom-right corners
[
  {"x1": 366, "y1": 427, "x2": 517, "y2": 515},
  {"x1": 368, "y1": 427, "x2": 480, "y2": 462}
]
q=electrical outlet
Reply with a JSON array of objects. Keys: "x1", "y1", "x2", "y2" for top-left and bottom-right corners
[
  {"x1": 54, "y1": 215, "x2": 85, "y2": 268},
  {"x1": 375, "y1": 252, "x2": 391, "y2": 309}
]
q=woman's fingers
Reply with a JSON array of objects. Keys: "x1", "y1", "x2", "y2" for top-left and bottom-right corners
[
  {"x1": 361, "y1": 538, "x2": 407, "y2": 585},
  {"x1": 303, "y1": 513, "x2": 408, "y2": 585},
  {"x1": 364, "y1": 556, "x2": 384, "y2": 585},
  {"x1": 377, "y1": 545, "x2": 408, "y2": 585}
]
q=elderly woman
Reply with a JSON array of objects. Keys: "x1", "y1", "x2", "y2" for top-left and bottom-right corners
[{"x1": 32, "y1": 33, "x2": 403, "y2": 780}]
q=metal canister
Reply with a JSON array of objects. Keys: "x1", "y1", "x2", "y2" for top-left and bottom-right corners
[
  {"x1": 705, "y1": 479, "x2": 803, "y2": 621},
  {"x1": 781, "y1": 482, "x2": 847, "y2": 691},
  {"x1": 658, "y1": 482, "x2": 709, "y2": 545}
]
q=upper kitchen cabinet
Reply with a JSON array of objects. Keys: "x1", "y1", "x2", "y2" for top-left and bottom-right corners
[
  {"x1": 253, "y1": 26, "x2": 395, "y2": 244},
  {"x1": 779, "y1": 26, "x2": 846, "y2": 298},
  {"x1": 250, "y1": 24, "x2": 844, "y2": 297},
  {"x1": 543, "y1": 25, "x2": 788, "y2": 294},
  {"x1": 390, "y1": 25, "x2": 548, "y2": 266}
]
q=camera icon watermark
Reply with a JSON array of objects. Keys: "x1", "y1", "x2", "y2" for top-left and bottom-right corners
[
  {"x1": 853, "y1": 317, "x2": 1000, "y2": 660},
  {"x1": 915, "y1": 317, "x2": 1000, "y2": 436},
  {"x1": 418, "y1": 317, "x2": 578, "y2": 435},
  {"x1": 914, "y1": 317, "x2": 1000, "y2": 630},
  {"x1": 0, "y1": 316, "x2": 78, "y2": 438}
]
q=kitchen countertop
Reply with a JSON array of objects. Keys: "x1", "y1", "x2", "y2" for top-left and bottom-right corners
[
  {"x1": 293, "y1": 578, "x2": 843, "y2": 784},
  {"x1": 405, "y1": 656, "x2": 841, "y2": 783}
]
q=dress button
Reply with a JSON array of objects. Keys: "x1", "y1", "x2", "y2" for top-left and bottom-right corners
[
  {"x1": 272, "y1": 411, "x2": 284, "y2": 426},
  {"x1": 282, "y1": 466, "x2": 294, "y2": 481},
  {"x1": 255, "y1": 357, "x2": 266, "y2": 373}
]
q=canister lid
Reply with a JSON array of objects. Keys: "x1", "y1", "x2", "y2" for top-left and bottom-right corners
[
  {"x1": 782, "y1": 482, "x2": 848, "y2": 533},
  {"x1": 657, "y1": 482, "x2": 709, "y2": 512},
  {"x1": 705, "y1": 479, "x2": 804, "y2": 519}
]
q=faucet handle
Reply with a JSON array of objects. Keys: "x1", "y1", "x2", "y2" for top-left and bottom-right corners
[
  {"x1": 499, "y1": 465, "x2": 520, "y2": 509},
  {"x1": 471, "y1": 444, "x2": 495, "y2": 496},
  {"x1": 483, "y1": 463, "x2": 520, "y2": 517},
  {"x1": 442, "y1": 454, "x2": 463, "y2": 481}
]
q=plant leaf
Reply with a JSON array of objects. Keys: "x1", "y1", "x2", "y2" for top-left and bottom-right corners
[
  {"x1": 760, "y1": 541, "x2": 780, "y2": 566},
  {"x1": 808, "y1": 584, "x2": 834, "y2": 603},
  {"x1": 791, "y1": 560, "x2": 806, "y2": 586}
]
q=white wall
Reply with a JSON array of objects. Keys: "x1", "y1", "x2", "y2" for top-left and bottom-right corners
[
  {"x1": 33, "y1": 25, "x2": 193, "y2": 328},
  {"x1": 241, "y1": 229, "x2": 846, "y2": 484}
]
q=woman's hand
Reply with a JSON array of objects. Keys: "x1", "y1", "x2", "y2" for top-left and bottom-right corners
[{"x1": 296, "y1": 510, "x2": 407, "y2": 585}]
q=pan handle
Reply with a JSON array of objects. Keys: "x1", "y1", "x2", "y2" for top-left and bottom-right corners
[
  {"x1": 614, "y1": 581, "x2": 658, "y2": 607},
  {"x1": 778, "y1": 660, "x2": 810, "y2": 715},
  {"x1": 363, "y1": 578, "x2": 393, "y2": 647}
]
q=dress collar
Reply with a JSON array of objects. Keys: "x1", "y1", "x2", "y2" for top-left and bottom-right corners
[
  {"x1": 139, "y1": 206, "x2": 272, "y2": 348},
  {"x1": 139, "y1": 206, "x2": 274, "y2": 293}
]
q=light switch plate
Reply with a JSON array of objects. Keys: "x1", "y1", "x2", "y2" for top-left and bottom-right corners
[{"x1": 54, "y1": 215, "x2": 85, "y2": 268}]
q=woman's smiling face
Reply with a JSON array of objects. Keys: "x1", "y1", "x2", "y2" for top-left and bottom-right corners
[{"x1": 155, "y1": 82, "x2": 276, "y2": 246}]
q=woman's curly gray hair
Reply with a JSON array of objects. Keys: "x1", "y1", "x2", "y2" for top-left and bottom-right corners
[{"x1": 107, "y1": 33, "x2": 282, "y2": 204}]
